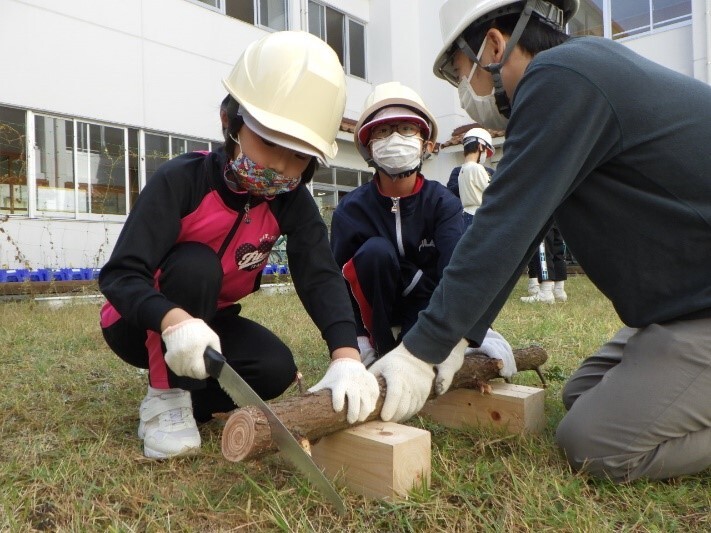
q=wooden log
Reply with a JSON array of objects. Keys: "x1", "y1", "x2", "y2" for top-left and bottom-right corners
[{"x1": 222, "y1": 346, "x2": 547, "y2": 462}]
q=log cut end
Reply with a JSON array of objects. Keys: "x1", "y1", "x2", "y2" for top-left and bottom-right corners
[{"x1": 222, "y1": 410, "x2": 257, "y2": 462}]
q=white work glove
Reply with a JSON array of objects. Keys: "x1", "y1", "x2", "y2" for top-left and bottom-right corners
[
  {"x1": 433, "y1": 339, "x2": 468, "y2": 395},
  {"x1": 162, "y1": 318, "x2": 221, "y2": 380},
  {"x1": 465, "y1": 328, "x2": 517, "y2": 379},
  {"x1": 357, "y1": 336, "x2": 378, "y2": 368},
  {"x1": 368, "y1": 343, "x2": 435, "y2": 423},
  {"x1": 308, "y1": 358, "x2": 380, "y2": 424}
]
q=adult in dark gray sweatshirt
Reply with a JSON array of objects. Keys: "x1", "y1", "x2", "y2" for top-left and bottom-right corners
[{"x1": 366, "y1": 0, "x2": 711, "y2": 483}]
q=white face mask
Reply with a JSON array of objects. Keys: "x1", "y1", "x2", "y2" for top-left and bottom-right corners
[
  {"x1": 457, "y1": 40, "x2": 509, "y2": 131},
  {"x1": 370, "y1": 133, "x2": 423, "y2": 177}
]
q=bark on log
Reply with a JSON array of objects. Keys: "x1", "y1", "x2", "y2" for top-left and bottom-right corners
[{"x1": 222, "y1": 346, "x2": 547, "y2": 462}]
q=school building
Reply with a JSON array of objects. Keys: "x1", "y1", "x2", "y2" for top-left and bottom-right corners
[{"x1": 0, "y1": 0, "x2": 706, "y2": 271}]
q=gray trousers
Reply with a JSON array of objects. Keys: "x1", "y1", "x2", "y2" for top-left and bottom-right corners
[{"x1": 556, "y1": 318, "x2": 711, "y2": 482}]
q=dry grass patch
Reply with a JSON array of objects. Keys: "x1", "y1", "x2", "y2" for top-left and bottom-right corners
[{"x1": 1, "y1": 276, "x2": 709, "y2": 531}]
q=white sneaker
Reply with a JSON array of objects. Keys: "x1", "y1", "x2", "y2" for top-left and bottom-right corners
[
  {"x1": 527, "y1": 278, "x2": 540, "y2": 295},
  {"x1": 554, "y1": 281, "x2": 568, "y2": 302},
  {"x1": 554, "y1": 288, "x2": 568, "y2": 302},
  {"x1": 138, "y1": 387, "x2": 201, "y2": 459},
  {"x1": 520, "y1": 292, "x2": 555, "y2": 303}
]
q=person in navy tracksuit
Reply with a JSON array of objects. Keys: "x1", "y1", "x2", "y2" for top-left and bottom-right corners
[
  {"x1": 330, "y1": 82, "x2": 464, "y2": 362},
  {"x1": 332, "y1": 83, "x2": 516, "y2": 380}
]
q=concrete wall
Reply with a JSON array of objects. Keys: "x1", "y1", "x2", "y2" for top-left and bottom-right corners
[{"x1": 620, "y1": 24, "x2": 694, "y2": 78}]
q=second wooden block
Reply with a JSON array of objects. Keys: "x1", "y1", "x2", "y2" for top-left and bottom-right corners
[{"x1": 420, "y1": 382, "x2": 546, "y2": 434}]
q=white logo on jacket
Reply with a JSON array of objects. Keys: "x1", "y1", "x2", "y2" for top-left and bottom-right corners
[
  {"x1": 418, "y1": 239, "x2": 435, "y2": 251},
  {"x1": 234, "y1": 239, "x2": 275, "y2": 271},
  {"x1": 239, "y1": 250, "x2": 269, "y2": 270}
]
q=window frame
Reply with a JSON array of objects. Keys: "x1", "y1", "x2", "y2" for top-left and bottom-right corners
[
  {"x1": 307, "y1": 1, "x2": 367, "y2": 80},
  {"x1": 188, "y1": 0, "x2": 222, "y2": 13},
  {"x1": 7, "y1": 107, "x2": 215, "y2": 221},
  {"x1": 570, "y1": 0, "x2": 691, "y2": 41},
  {"x1": 0, "y1": 105, "x2": 29, "y2": 216},
  {"x1": 309, "y1": 166, "x2": 366, "y2": 208},
  {"x1": 191, "y1": 0, "x2": 289, "y2": 31}
]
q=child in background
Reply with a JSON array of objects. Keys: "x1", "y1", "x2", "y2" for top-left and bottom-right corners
[{"x1": 330, "y1": 82, "x2": 516, "y2": 388}]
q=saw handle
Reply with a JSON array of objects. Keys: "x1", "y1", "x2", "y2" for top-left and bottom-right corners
[{"x1": 204, "y1": 346, "x2": 226, "y2": 380}]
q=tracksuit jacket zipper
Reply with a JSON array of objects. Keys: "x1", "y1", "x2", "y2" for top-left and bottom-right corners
[{"x1": 390, "y1": 196, "x2": 422, "y2": 296}]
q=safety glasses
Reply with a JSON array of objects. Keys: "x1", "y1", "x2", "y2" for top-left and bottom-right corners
[
  {"x1": 369, "y1": 122, "x2": 423, "y2": 141},
  {"x1": 436, "y1": 44, "x2": 462, "y2": 87}
]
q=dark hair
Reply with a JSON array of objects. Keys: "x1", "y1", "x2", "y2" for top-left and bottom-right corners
[
  {"x1": 221, "y1": 94, "x2": 317, "y2": 184},
  {"x1": 463, "y1": 140, "x2": 483, "y2": 157},
  {"x1": 222, "y1": 94, "x2": 244, "y2": 157},
  {"x1": 461, "y1": 12, "x2": 570, "y2": 60}
]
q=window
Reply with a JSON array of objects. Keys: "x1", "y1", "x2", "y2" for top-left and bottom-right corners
[
  {"x1": 75, "y1": 121, "x2": 127, "y2": 216},
  {"x1": 570, "y1": 0, "x2": 691, "y2": 40},
  {"x1": 348, "y1": 20, "x2": 366, "y2": 79},
  {"x1": 568, "y1": 0, "x2": 603, "y2": 37},
  {"x1": 34, "y1": 117, "x2": 128, "y2": 216},
  {"x1": 311, "y1": 166, "x2": 367, "y2": 229},
  {"x1": 145, "y1": 133, "x2": 170, "y2": 183},
  {"x1": 144, "y1": 133, "x2": 210, "y2": 182},
  {"x1": 25, "y1": 112, "x2": 214, "y2": 219},
  {"x1": 0, "y1": 106, "x2": 27, "y2": 215},
  {"x1": 172, "y1": 136, "x2": 209, "y2": 157},
  {"x1": 652, "y1": 0, "x2": 691, "y2": 29},
  {"x1": 308, "y1": 2, "x2": 366, "y2": 79},
  {"x1": 224, "y1": 0, "x2": 287, "y2": 31},
  {"x1": 34, "y1": 115, "x2": 76, "y2": 214}
]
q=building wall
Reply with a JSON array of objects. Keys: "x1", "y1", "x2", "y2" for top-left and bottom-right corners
[
  {"x1": 621, "y1": 24, "x2": 694, "y2": 78},
  {"x1": 0, "y1": 0, "x2": 709, "y2": 269}
]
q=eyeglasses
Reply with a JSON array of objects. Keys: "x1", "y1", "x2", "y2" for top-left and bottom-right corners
[{"x1": 369, "y1": 122, "x2": 423, "y2": 141}]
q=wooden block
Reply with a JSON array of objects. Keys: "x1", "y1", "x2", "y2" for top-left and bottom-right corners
[
  {"x1": 420, "y1": 382, "x2": 545, "y2": 434},
  {"x1": 311, "y1": 421, "x2": 431, "y2": 500}
]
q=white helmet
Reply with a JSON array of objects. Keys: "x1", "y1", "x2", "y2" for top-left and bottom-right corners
[
  {"x1": 354, "y1": 81, "x2": 438, "y2": 164},
  {"x1": 434, "y1": 0, "x2": 580, "y2": 85},
  {"x1": 222, "y1": 31, "x2": 347, "y2": 161},
  {"x1": 462, "y1": 127, "x2": 494, "y2": 158}
]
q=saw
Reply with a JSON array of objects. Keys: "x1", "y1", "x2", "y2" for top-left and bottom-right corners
[{"x1": 203, "y1": 347, "x2": 345, "y2": 515}]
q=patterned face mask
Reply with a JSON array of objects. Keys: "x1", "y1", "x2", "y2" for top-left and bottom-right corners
[{"x1": 229, "y1": 138, "x2": 302, "y2": 196}]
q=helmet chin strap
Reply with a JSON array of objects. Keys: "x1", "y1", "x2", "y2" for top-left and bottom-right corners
[
  {"x1": 375, "y1": 161, "x2": 423, "y2": 180},
  {"x1": 481, "y1": 0, "x2": 561, "y2": 119}
]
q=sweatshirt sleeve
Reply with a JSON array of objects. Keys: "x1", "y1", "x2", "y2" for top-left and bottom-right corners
[
  {"x1": 99, "y1": 156, "x2": 200, "y2": 332},
  {"x1": 278, "y1": 186, "x2": 359, "y2": 354},
  {"x1": 403, "y1": 64, "x2": 622, "y2": 363},
  {"x1": 446, "y1": 166, "x2": 461, "y2": 198}
]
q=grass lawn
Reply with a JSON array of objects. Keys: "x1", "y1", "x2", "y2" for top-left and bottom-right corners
[{"x1": 1, "y1": 275, "x2": 709, "y2": 531}]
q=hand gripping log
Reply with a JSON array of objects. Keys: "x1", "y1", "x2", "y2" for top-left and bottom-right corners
[{"x1": 221, "y1": 346, "x2": 547, "y2": 462}]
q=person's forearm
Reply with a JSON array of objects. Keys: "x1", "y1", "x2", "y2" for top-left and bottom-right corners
[
  {"x1": 160, "y1": 307, "x2": 193, "y2": 332},
  {"x1": 331, "y1": 346, "x2": 360, "y2": 361}
]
